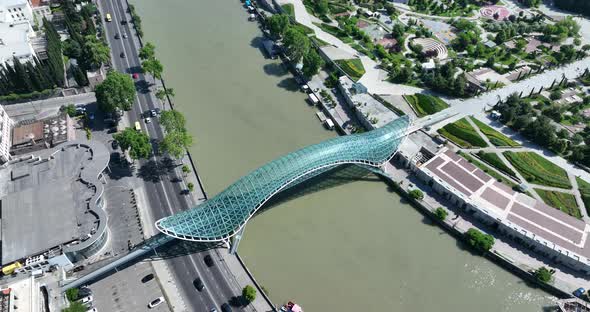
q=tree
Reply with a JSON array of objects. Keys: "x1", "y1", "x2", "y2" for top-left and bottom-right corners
[
  {"x1": 159, "y1": 130, "x2": 193, "y2": 159},
  {"x1": 63, "y1": 302, "x2": 87, "y2": 312},
  {"x1": 83, "y1": 36, "x2": 110, "y2": 69},
  {"x1": 315, "y1": 0, "x2": 329, "y2": 15},
  {"x1": 465, "y1": 228, "x2": 494, "y2": 253},
  {"x1": 182, "y1": 164, "x2": 190, "y2": 176},
  {"x1": 139, "y1": 42, "x2": 156, "y2": 60},
  {"x1": 283, "y1": 28, "x2": 310, "y2": 62},
  {"x1": 533, "y1": 266, "x2": 553, "y2": 283},
  {"x1": 242, "y1": 285, "x2": 257, "y2": 303},
  {"x1": 65, "y1": 288, "x2": 79, "y2": 302},
  {"x1": 61, "y1": 104, "x2": 77, "y2": 117},
  {"x1": 72, "y1": 64, "x2": 88, "y2": 87},
  {"x1": 302, "y1": 49, "x2": 323, "y2": 78},
  {"x1": 142, "y1": 58, "x2": 164, "y2": 80},
  {"x1": 187, "y1": 182, "x2": 195, "y2": 193},
  {"x1": 155, "y1": 87, "x2": 175, "y2": 101},
  {"x1": 160, "y1": 110, "x2": 187, "y2": 134},
  {"x1": 266, "y1": 14, "x2": 290, "y2": 38},
  {"x1": 434, "y1": 207, "x2": 448, "y2": 221},
  {"x1": 408, "y1": 189, "x2": 424, "y2": 200},
  {"x1": 96, "y1": 71, "x2": 136, "y2": 112},
  {"x1": 113, "y1": 128, "x2": 152, "y2": 160}
]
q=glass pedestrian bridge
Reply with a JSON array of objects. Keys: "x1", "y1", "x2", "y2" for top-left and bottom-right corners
[{"x1": 156, "y1": 115, "x2": 410, "y2": 242}]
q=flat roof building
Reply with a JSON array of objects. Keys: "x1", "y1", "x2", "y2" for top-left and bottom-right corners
[
  {"x1": 0, "y1": 0, "x2": 39, "y2": 67},
  {"x1": 416, "y1": 149, "x2": 590, "y2": 273}
]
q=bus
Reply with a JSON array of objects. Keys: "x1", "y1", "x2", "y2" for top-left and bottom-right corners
[
  {"x1": 105, "y1": 13, "x2": 112, "y2": 22},
  {"x1": 134, "y1": 121, "x2": 141, "y2": 131}
]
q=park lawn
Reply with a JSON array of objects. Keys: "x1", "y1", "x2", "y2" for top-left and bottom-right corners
[
  {"x1": 459, "y1": 152, "x2": 517, "y2": 188},
  {"x1": 403, "y1": 94, "x2": 449, "y2": 117},
  {"x1": 281, "y1": 3, "x2": 295, "y2": 17},
  {"x1": 437, "y1": 118, "x2": 488, "y2": 148},
  {"x1": 477, "y1": 152, "x2": 516, "y2": 177},
  {"x1": 576, "y1": 177, "x2": 590, "y2": 216},
  {"x1": 535, "y1": 189, "x2": 581, "y2": 219},
  {"x1": 293, "y1": 23, "x2": 315, "y2": 35},
  {"x1": 310, "y1": 36, "x2": 330, "y2": 47},
  {"x1": 335, "y1": 58, "x2": 366, "y2": 81},
  {"x1": 471, "y1": 118, "x2": 520, "y2": 147},
  {"x1": 504, "y1": 151, "x2": 572, "y2": 189}
]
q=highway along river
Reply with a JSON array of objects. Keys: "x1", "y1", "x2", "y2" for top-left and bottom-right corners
[{"x1": 132, "y1": 0, "x2": 555, "y2": 310}]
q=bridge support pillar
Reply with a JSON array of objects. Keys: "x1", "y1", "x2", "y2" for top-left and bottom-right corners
[{"x1": 229, "y1": 227, "x2": 245, "y2": 255}]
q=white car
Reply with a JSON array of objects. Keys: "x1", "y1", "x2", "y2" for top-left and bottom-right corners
[
  {"x1": 78, "y1": 295, "x2": 93, "y2": 305},
  {"x1": 145, "y1": 117, "x2": 152, "y2": 123},
  {"x1": 148, "y1": 297, "x2": 165, "y2": 309}
]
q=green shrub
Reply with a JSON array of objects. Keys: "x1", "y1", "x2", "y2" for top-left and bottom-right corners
[
  {"x1": 242, "y1": 285, "x2": 257, "y2": 302},
  {"x1": 404, "y1": 94, "x2": 449, "y2": 117},
  {"x1": 65, "y1": 288, "x2": 79, "y2": 302},
  {"x1": 465, "y1": 228, "x2": 494, "y2": 253},
  {"x1": 504, "y1": 152, "x2": 571, "y2": 189},
  {"x1": 434, "y1": 207, "x2": 448, "y2": 221},
  {"x1": 409, "y1": 189, "x2": 424, "y2": 200},
  {"x1": 533, "y1": 267, "x2": 553, "y2": 283},
  {"x1": 335, "y1": 58, "x2": 365, "y2": 81}
]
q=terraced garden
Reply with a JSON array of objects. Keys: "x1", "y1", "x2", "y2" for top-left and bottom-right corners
[
  {"x1": 404, "y1": 94, "x2": 449, "y2": 117},
  {"x1": 281, "y1": 3, "x2": 295, "y2": 17},
  {"x1": 477, "y1": 152, "x2": 516, "y2": 177},
  {"x1": 335, "y1": 58, "x2": 366, "y2": 81},
  {"x1": 471, "y1": 118, "x2": 520, "y2": 147},
  {"x1": 535, "y1": 189, "x2": 581, "y2": 219},
  {"x1": 438, "y1": 118, "x2": 488, "y2": 148},
  {"x1": 504, "y1": 152, "x2": 571, "y2": 189}
]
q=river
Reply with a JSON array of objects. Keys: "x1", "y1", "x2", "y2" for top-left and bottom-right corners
[{"x1": 131, "y1": 0, "x2": 556, "y2": 310}]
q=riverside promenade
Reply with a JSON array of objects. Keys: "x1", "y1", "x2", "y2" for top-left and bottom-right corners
[{"x1": 382, "y1": 160, "x2": 590, "y2": 298}]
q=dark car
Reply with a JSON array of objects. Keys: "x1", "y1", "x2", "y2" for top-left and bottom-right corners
[
  {"x1": 111, "y1": 140, "x2": 119, "y2": 150},
  {"x1": 141, "y1": 273, "x2": 155, "y2": 283},
  {"x1": 204, "y1": 254, "x2": 214, "y2": 267},
  {"x1": 120, "y1": 52, "x2": 125, "y2": 58},
  {"x1": 154, "y1": 108, "x2": 161, "y2": 115},
  {"x1": 150, "y1": 109, "x2": 157, "y2": 117},
  {"x1": 72, "y1": 265, "x2": 85, "y2": 272},
  {"x1": 221, "y1": 303, "x2": 232, "y2": 312},
  {"x1": 120, "y1": 19, "x2": 127, "y2": 25},
  {"x1": 193, "y1": 278, "x2": 204, "y2": 291},
  {"x1": 78, "y1": 287, "x2": 92, "y2": 297},
  {"x1": 114, "y1": 33, "x2": 120, "y2": 39}
]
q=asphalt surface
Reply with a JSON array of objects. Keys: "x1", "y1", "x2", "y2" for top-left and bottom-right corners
[{"x1": 97, "y1": 0, "x2": 242, "y2": 310}]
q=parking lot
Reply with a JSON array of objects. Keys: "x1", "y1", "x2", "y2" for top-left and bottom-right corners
[{"x1": 88, "y1": 261, "x2": 170, "y2": 312}]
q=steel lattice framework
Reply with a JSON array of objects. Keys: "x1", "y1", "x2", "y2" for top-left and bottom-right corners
[{"x1": 156, "y1": 116, "x2": 410, "y2": 242}]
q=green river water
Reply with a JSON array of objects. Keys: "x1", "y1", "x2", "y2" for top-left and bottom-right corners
[{"x1": 132, "y1": 0, "x2": 556, "y2": 310}]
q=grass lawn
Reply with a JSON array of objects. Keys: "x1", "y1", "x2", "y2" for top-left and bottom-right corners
[
  {"x1": 437, "y1": 118, "x2": 488, "y2": 148},
  {"x1": 281, "y1": 3, "x2": 295, "y2": 17},
  {"x1": 310, "y1": 36, "x2": 330, "y2": 47},
  {"x1": 576, "y1": 177, "x2": 590, "y2": 216},
  {"x1": 293, "y1": 23, "x2": 314, "y2": 35},
  {"x1": 335, "y1": 58, "x2": 365, "y2": 81},
  {"x1": 535, "y1": 189, "x2": 581, "y2": 219},
  {"x1": 459, "y1": 152, "x2": 517, "y2": 188},
  {"x1": 403, "y1": 94, "x2": 449, "y2": 117},
  {"x1": 471, "y1": 118, "x2": 520, "y2": 147},
  {"x1": 477, "y1": 152, "x2": 516, "y2": 177},
  {"x1": 504, "y1": 151, "x2": 571, "y2": 189}
]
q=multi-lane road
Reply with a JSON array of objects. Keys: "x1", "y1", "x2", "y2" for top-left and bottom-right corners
[{"x1": 97, "y1": 0, "x2": 243, "y2": 310}]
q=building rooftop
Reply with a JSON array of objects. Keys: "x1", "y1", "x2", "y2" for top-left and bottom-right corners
[
  {"x1": 0, "y1": 22, "x2": 34, "y2": 65},
  {"x1": 338, "y1": 76, "x2": 398, "y2": 129},
  {"x1": 421, "y1": 150, "x2": 590, "y2": 265}
]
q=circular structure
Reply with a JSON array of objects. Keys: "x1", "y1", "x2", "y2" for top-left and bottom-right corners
[
  {"x1": 480, "y1": 5, "x2": 511, "y2": 20},
  {"x1": 411, "y1": 37, "x2": 448, "y2": 60}
]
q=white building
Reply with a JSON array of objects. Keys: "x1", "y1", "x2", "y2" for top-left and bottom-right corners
[
  {"x1": 0, "y1": 0, "x2": 39, "y2": 67},
  {"x1": 0, "y1": 105, "x2": 14, "y2": 163}
]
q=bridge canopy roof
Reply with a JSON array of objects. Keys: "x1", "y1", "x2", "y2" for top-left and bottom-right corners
[{"x1": 156, "y1": 116, "x2": 410, "y2": 242}]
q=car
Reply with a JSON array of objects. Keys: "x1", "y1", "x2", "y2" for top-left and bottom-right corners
[
  {"x1": 122, "y1": 33, "x2": 128, "y2": 39},
  {"x1": 72, "y1": 265, "x2": 85, "y2": 272},
  {"x1": 141, "y1": 273, "x2": 154, "y2": 283},
  {"x1": 114, "y1": 33, "x2": 120, "y2": 39},
  {"x1": 120, "y1": 52, "x2": 125, "y2": 58},
  {"x1": 193, "y1": 278, "x2": 204, "y2": 291},
  {"x1": 221, "y1": 303, "x2": 232, "y2": 312},
  {"x1": 78, "y1": 287, "x2": 92, "y2": 297},
  {"x1": 145, "y1": 117, "x2": 152, "y2": 123},
  {"x1": 111, "y1": 140, "x2": 119, "y2": 150},
  {"x1": 78, "y1": 296, "x2": 93, "y2": 305},
  {"x1": 154, "y1": 108, "x2": 161, "y2": 115},
  {"x1": 574, "y1": 287, "x2": 586, "y2": 298},
  {"x1": 120, "y1": 19, "x2": 127, "y2": 25},
  {"x1": 204, "y1": 254, "x2": 214, "y2": 267},
  {"x1": 150, "y1": 109, "x2": 157, "y2": 117},
  {"x1": 147, "y1": 297, "x2": 165, "y2": 309},
  {"x1": 86, "y1": 308, "x2": 97, "y2": 312},
  {"x1": 132, "y1": 73, "x2": 139, "y2": 79},
  {"x1": 210, "y1": 308, "x2": 218, "y2": 312}
]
